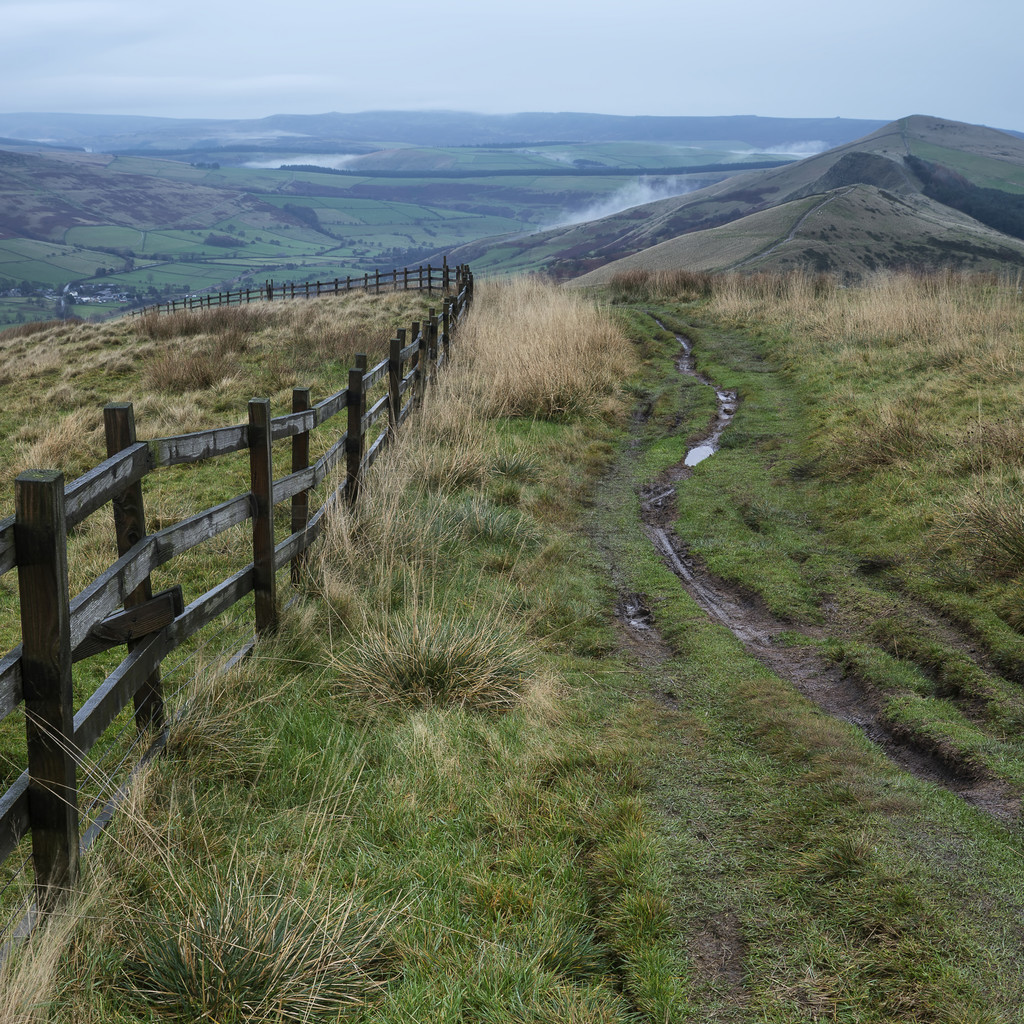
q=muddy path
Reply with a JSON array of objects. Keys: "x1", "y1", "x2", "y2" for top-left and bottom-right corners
[{"x1": 624, "y1": 318, "x2": 1020, "y2": 825}]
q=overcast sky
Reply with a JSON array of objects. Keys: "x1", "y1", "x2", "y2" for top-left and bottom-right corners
[{"x1": 2, "y1": 0, "x2": 1021, "y2": 132}]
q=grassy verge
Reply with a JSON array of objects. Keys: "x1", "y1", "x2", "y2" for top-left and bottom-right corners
[{"x1": 1, "y1": 280, "x2": 690, "y2": 1022}]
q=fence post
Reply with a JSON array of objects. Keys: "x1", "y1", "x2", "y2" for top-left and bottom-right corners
[
  {"x1": 427, "y1": 309, "x2": 438, "y2": 386},
  {"x1": 443, "y1": 259, "x2": 450, "y2": 293},
  {"x1": 15, "y1": 470, "x2": 79, "y2": 910},
  {"x1": 248, "y1": 399, "x2": 277, "y2": 636},
  {"x1": 409, "y1": 322, "x2": 421, "y2": 408},
  {"x1": 388, "y1": 334, "x2": 403, "y2": 439},
  {"x1": 442, "y1": 298, "x2": 452, "y2": 363},
  {"x1": 347, "y1": 355, "x2": 368, "y2": 504},
  {"x1": 103, "y1": 403, "x2": 164, "y2": 734},
  {"x1": 427, "y1": 264, "x2": 433, "y2": 296},
  {"x1": 403, "y1": 267, "x2": 409, "y2": 291},
  {"x1": 290, "y1": 388, "x2": 311, "y2": 586}
]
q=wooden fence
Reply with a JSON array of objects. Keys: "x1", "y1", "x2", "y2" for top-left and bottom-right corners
[
  {"x1": 0, "y1": 265, "x2": 474, "y2": 926},
  {"x1": 135, "y1": 262, "x2": 455, "y2": 317}
]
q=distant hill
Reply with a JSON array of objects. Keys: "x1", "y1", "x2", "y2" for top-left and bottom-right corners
[
  {"x1": 0, "y1": 111, "x2": 894, "y2": 155},
  {"x1": 441, "y1": 116, "x2": 1024, "y2": 281}
]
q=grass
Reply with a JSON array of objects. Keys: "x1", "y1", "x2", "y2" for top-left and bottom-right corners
[
  {"x1": 589, "y1": 288, "x2": 1024, "y2": 1020},
  {"x1": 6, "y1": 268, "x2": 1024, "y2": 1021},
  {"x1": 0, "y1": 278, "x2": 687, "y2": 1023}
]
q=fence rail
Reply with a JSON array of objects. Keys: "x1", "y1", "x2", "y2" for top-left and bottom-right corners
[
  {"x1": 0, "y1": 264, "x2": 474, "y2": 927},
  {"x1": 134, "y1": 262, "x2": 455, "y2": 318}
]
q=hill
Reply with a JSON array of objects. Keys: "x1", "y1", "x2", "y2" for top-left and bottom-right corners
[
  {"x1": 440, "y1": 116, "x2": 1024, "y2": 280},
  {"x1": 0, "y1": 110, "x2": 892, "y2": 155}
]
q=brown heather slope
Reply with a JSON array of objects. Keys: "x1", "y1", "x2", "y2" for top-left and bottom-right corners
[{"x1": 445, "y1": 115, "x2": 1024, "y2": 280}]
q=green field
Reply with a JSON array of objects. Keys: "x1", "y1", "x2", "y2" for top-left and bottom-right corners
[{"x1": 0, "y1": 141, "x2": 772, "y2": 324}]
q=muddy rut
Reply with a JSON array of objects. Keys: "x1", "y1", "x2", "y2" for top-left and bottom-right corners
[{"x1": 624, "y1": 319, "x2": 1019, "y2": 824}]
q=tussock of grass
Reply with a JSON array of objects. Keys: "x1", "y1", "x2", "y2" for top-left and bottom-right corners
[
  {"x1": 606, "y1": 267, "x2": 718, "y2": 303},
  {"x1": 331, "y1": 608, "x2": 531, "y2": 713},
  {"x1": 940, "y1": 485, "x2": 1024, "y2": 577},
  {"x1": 119, "y1": 874, "x2": 394, "y2": 1022}
]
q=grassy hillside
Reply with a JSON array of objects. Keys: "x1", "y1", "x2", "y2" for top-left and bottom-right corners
[
  {"x1": 5, "y1": 272, "x2": 1024, "y2": 1021},
  {"x1": 572, "y1": 184, "x2": 1024, "y2": 282},
  {"x1": 445, "y1": 115, "x2": 1024, "y2": 281}
]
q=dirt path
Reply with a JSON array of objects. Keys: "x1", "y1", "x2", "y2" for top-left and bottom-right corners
[
  {"x1": 624, "y1": 319, "x2": 1020, "y2": 825},
  {"x1": 726, "y1": 188, "x2": 854, "y2": 271}
]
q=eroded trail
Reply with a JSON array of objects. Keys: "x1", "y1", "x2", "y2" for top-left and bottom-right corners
[{"x1": 626, "y1": 319, "x2": 1019, "y2": 824}]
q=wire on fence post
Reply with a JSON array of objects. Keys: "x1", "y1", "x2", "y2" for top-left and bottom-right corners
[
  {"x1": 15, "y1": 469, "x2": 79, "y2": 912},
  {"x1": 248, "y1": 399, "x2": 278, "y2": 636},
  {"x1": 103, "y1": 402, "x2": 165, "y2": 734},
  {"x1": 290, "y1": 387, "x2": 311, "y2": 586}
]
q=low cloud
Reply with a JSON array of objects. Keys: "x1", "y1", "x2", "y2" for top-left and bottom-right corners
[
  {"x1": 729, "y1": 140, "x2": 829, "y2": 157},
  {"x1": 242, "y1": 153, "x2": 360, "y2": 170},
  {"x1": 544, "y1": 176, "x2": 694, "y2": 230}
]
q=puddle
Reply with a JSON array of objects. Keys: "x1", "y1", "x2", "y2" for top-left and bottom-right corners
[{"x1": 656, "y1": 320, "x2": 738, "y2": 467}]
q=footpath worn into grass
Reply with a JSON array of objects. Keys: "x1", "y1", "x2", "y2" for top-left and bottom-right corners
[{"x1": 592, "y1": 275, "x2": 1024, "y2": 1021}]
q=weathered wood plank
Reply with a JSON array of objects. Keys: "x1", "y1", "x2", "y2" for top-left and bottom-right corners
[
  {"x1": 274, "y1": 520, "x2": 322, "y2": 570},
  {"x1": 313, "y1": 386, "x2": 348, "y2": 427},
  {"x1": 249, "y1": 399, "x2": 277, "y2": 636},
  {"x1": 68, "y1": 494, "x2": 249, "y2": 651},
  {"x1": 16, "y1": 470, "x2": 79, "y2": 905},
  {"x1": 64, "y1": 443, "x2": 153, "y2": 530},
  {"x1": 363, "y1": 393, "x2": 389, "y2": 432},
  {"x1": 71, "y1": 588, "x2": 182, "y2": 663},
  {"x1": 305, "y1": 477, "x2": 348, "y2": 536},
  {"x1": 270, "y1": 408, "x2": 316, "y2": 441},
  {"x1": 151, "y1": 424, "x2": 248, "y2": 467},
  {"x1": 171, "y1": 565, "x2": 255, "y2": 642},
  {"x1": 363, "y1": 357, "x2": 389, "y2": 390},
  {"x1": 104, "y1": 403, "x2": 163, "y2": 734},
  {"x1": 273, "y1": 465, "x2": 317, "y2": 506},
  {"x1": 364, "y1": 430, "x2": 388, "y2": 472},
  {"x1": 310, "y1": 433, "x2": 348, "y2": 490},
  {"x1": 0, "y1": 515, "x2": 16, "y2": 577},
  {"x1": 400, "y1": 340, "x2": 419, "y2": 361},
  {"x1": 290, "y1": 387, "x2": 311, "y2": 585},
  {"x1": 0, "y1": 646, "x2": 22, "y2": 723},
  {"x1": 346, "y1": 363, "x2": 366, "y2": 504},
  {"x1": 0, "y1": 771, "x2": 29, "y2": 865},
  {"x1": 72, "y1": 630, "x2": 170, "y2": 756}
]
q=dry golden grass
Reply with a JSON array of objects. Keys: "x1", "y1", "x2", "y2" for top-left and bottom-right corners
[{"x1": 449, "y1": 277, "x2": 631, "y2": 418}]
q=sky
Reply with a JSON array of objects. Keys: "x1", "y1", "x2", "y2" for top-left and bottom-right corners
[{"x1": 2, "y1": 0, "x2": 1022, "y2": 132}]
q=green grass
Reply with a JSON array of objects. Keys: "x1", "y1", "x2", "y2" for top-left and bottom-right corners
[
  {"x1": 6, "y1": 275, "x2": 1024, "y2": 1021},
  {"x1": 588, "y1": 296, "x2": 1024, "y2": 1020}
]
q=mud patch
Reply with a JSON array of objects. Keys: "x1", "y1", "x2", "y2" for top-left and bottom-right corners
[{"x1": 689, "y1": 911, "x2": 749, "y2": 1006}]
